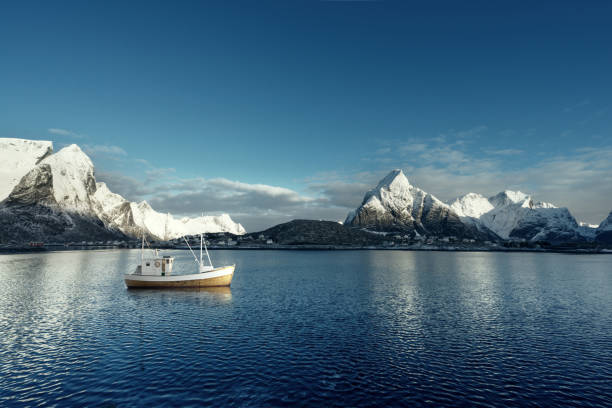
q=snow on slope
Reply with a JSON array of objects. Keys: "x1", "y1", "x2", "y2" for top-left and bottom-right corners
[
  {"x1": 127, "y1": 201, "x2": 246, "y2": 239},
  {"x1": 92, "y1": 173, "x2": 246, "y2": 239},
  {"x1": 178, "y1": 214, "x2": 246, "y2": 236},
  {"x1": 488, "y1": 190, "x2": 530, "y2": 208},
  {"x1": 479, "y1": 192, "x2": 539, "y2": 239},
  {"x1": 92, "y1": 178, "x2": 246, "y2": 239},
  {"x1": 450, "y1": 193, "x2": 493, "y2": 218},
  {"x1": 0, "y1": 138, "x2": 53, "y2": 201},
  {"x1": 92, "y1": 182, "x2": 126, "y2": 214},
  {"x1": 93, "y1": 192, "x2": 246, "y2": 240}
]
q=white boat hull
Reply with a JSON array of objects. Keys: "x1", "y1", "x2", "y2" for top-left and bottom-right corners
[{"x1": 125, "y1": 265, "x2": 235, "y2": 288}]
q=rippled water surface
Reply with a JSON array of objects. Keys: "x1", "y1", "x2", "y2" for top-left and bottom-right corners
[{"x1": 1, "y1": 250, "x2": 611, "y2": 407}]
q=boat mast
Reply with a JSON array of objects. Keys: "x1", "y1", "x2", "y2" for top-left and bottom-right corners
[
  {"x1": 202, "y1": 212, "x2": 213, "y2": 268},
  {"x1": 204, "y1": 235, "x2": 213, "y2": 268},
  {"x1": 141, "y1": 230, "x2": 144, "y2": 265},
  {"x1": 183, "y1": 236, "x2": 200, "y2": 265}
]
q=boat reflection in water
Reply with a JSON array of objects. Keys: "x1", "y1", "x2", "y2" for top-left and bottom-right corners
[{"x1": 126, "y1": 285, "x2": 233, "y2": 305}]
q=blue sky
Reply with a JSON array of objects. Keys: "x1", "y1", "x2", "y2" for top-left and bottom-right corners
[{"x1": 1, "y1": 1, "x2": 611, "y2": 230}]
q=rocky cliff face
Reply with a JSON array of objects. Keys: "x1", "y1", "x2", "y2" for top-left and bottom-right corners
[
  {"x1": 0, "y1": 162, "x2": 126, "y2": 243},
  {"x1": 596, "y1": 211, "x2": 612, "y2": 243},
  {"x1": 0, "y1": 138, "x2": 53, "y2": 201},
  {"x1": 0, "y1": 138, "x2": 245, "y2": 243},
  {"x1": 5, "y1": 164, "x2": 56, "y2": 207},
  {"x1": 345, "y1": 169, "x2": 496, "y2": 240}
]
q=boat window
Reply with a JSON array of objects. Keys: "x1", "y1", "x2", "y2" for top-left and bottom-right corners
[{"x1": 146, "y1": 262, "x2": 150, "y2": 266}]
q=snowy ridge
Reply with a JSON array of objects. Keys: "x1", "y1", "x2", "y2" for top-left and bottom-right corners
[
  {"x1": 0, "y1": 138, "x2": 53, "y2": 201},
  {"x1": 451, "y1": 190, "x2": 584, "y2": 242},
  {"x1": 94, "y1": 186, "x2": 246, "y2": 240},
  {"x1": 0, "y1": 138, "x2": 245, "y2": 242}
]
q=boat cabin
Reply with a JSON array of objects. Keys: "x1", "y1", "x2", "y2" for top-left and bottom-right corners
[{"x1": 140, "y1": 255, "x2": 174, "y2": 276}]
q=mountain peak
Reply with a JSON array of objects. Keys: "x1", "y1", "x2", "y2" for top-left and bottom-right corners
[
  {"x1": 490, "y1": 190, "x2": 530, "y2": 207},
  {"x1": 137, "y1": 200, "x2": 153, "y2": 211},
  {"x1": 56, "y1": 143, "x2": 90, "y2": 161},
  {"x1": 64, "y1": 143, "x2": 82, "y2": 152},
  {"x1": 375, "y1": 169, "x2": 410, "y2": 191},
  {"x1": 344, "y1": 168, "x2": 483, "y2": 238}
]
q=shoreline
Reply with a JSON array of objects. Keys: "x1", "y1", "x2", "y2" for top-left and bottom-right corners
[{"x1": 1, "y1": 245, "x2": 610, "y2": 255}]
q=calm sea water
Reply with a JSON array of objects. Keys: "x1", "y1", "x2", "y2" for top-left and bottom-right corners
[{"x1": 0, "y1": 249, "x2": 611, "y2": 407}]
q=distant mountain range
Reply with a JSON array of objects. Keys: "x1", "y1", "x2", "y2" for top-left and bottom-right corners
[
  {"x1": 1, "y1": 138, "x2": 610, "y2": 246},
  {"x1": 345, "y1": 169, "x2": 611, "y2": 244},
  {"x1": 0, "y1": 138, "x2": 245, "y2": 243}
]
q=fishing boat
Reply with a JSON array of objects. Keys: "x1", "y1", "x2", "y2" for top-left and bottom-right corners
[{"x1": 124, "y1": 233, "x2": 235, "y2": 288}]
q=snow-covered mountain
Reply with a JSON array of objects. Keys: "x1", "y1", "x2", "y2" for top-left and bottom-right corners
[
  {"x1": 450, "y1": 190, "x2": 585, "y2": 243},
  {"x1": 344, "y1": 169, "x2": 602, "y2": 244},
  {"x1": 345, "y1": 169, "x2": 497, "y2": 239},
  {"x1": 0, "y1": 138, "x2": 245, "y2": 242},
  {"x1": 0, "y1": 159, "x2": 122, "y2": 243}
]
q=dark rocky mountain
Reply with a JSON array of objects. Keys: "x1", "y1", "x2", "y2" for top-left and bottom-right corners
[
  {"x1": 250, "y1": 220, "x2": 388, "y2": 246},
  {"x1": 596, "y1": 211, "x2": 612, "y2": 244}
]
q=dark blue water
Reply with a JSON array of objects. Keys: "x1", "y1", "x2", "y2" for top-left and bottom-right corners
[{"x1": 0, "y1": 250, "x2": 611, "y2": 407}]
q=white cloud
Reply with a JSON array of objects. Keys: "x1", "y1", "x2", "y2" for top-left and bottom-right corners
[
  {"x1": 83, "y1": 144, "x2": 127, "y2": 156},
  {"x1": 563, "y1": 99, "x2": 590, "y2": 113},
  {"x1": 48, "y1": 128, "x2": 85, "y2": 138},
  {"x1": 95, "y1": 171, "x2": 155, "y2": 200},
  {"x1": 486, "y1": 148, "x2": 524, "y2": 155},
  {"x1": 399, "y1": 143, "x2": 428, "y2": 153},
  {"x1": 96, "y1": 172, "x2": 331, "y2": 231},
  {"x1": 439, "y1": 125, "x2": 488, "y2": 140},
  {"x1": 207, "y1": 178, "x2": 316, "y2": 203}
]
